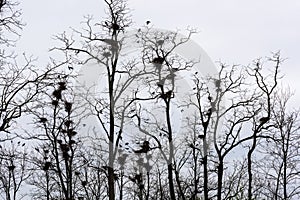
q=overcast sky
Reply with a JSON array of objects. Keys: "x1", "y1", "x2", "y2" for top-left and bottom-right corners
[{"x1": 17, "y1": 0, "x2": 300, "y2": 104}]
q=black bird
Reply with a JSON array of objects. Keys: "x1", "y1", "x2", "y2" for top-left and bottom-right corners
[
  {"x1": 198, "y1": 135, "x2": 205, "y2": 139},
  {"x1": 64, "y1": 101, "x2": 72, "y2": 113},
  {"x1": 52, "y1": 89, "x2": 62, "y2": 100},
  {"x1": 165, "y1": 90, "x2": 173, "y2": 98},
  {"x1": 152, "y1": 57, "x2": 164, "y2": 64},
  {"x1": 134, "y1": 141, "x2": 150, "y2": 153},
  {"x1": 259, "y1": 117, "x2": 270, "y2": 124},
  {"x1": 39, "y1": 117, "x2": 47, "y2": 123},
  {"x1": 58, "y1": 82, "x2": 67, "y2": 90},
  {"x1": 157, "y1": 40, "x2": 164, "y2": 45},
  {"x1": 111, "y1": 23, "x2": 120, "y2": 36},
  {"x1": 215, "y1": 79, "x2": 221, "y2": 88},
  {"x1": 146, "y1": 20, "x2": 151, "y2": 25},
  {"x1": 112, "y1": 23, "x2": 120, "y2": 31},
  {"x1": 43, "y1": 162, "x2": 51, "y2": 171}
]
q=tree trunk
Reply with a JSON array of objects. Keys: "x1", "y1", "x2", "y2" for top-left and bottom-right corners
[
  {"x1": 167, "y1": 164, "x2": 176, "y2": 200},
  {"x1": 108, "y1": 166, "x2": 115, "y2": 200},
  {"x1": 108, "y1": 88, "x2": 115, "y2": 200},
  {"x1": 203, "y1": 139, "x2": 209, "y2": 200},
  {"x1": 247, "y1": 136, "x2": 257, "y2": 200},
  {"x1": 217, "y1": 159, "x2": 224, "y2": 200},
  {"x1": 166, "y1": 101, "x2": 176, "y2": 200}
]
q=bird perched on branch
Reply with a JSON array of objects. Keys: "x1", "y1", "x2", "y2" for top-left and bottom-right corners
[
  {"x1": 111, "y1": 23, "x2": 120, "y2": 36},
  {"x1": 259, "y1": 117, "x2": 270, "y2": 124},
  {"x1": 157, "y1": 39, "x2": 164, "y2": 46},
  {"x1": 43, "y1": 162, "x2": 51, "y2": 171},
  {"x1": 152, "y1": 57, "x2": 164, "y2": 74},
  {"x1": 215, "y1": 79, "x2": 221, "y2": 88},
  {"x1": 152, "y1": 57, "x2": 164, "y2": 64},
  {"x1": 104, "y1": 21, "x2": 122, "y2": 36},
  {"x1": 134, "y1": 141, "x2": 150, "y2": 153}
]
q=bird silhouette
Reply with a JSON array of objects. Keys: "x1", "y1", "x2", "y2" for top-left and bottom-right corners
[
  {"x1": 64, "y1": 101, "x2": 72, "y2": 113},
  {"x1": 152, "y1": 57, "x2": 164, "y2": 64},
  {"x1": 134, "y1": 141, "x2": 150, "y2": 153},
  {"x1": 39, "y1": 117, "x2": 47, "y2": 123},
  {"x1": 215, "y1": 79, "x2": 221, "y2": 88},
  {"x1": 58, "y1": 82, "x2": 67, "y2": 90},
  {"x1": 198, "y1": 135, "x2": 205, "y2": 139},
  {"x1": 259, "y1": 117, "x2": 270, "y2": 124},
  {"x1": 157, "y1": 40, "x2": 164, "y2": 46},
  {"x1": 52, "y1": 89, "x2": 62, "y2": 100},
  {"x1": 43, "y1": 162, "x2": 51, "y2": 171}
]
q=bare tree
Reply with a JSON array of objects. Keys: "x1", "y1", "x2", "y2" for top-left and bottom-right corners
[
  {"x1": 0, "y1": 0, "x2": 23, "y2": 47},
  {"x1": 51, "y1": 1, "x2": 143, "y2": 199},
  {"x1": 246, "y1": 52, "x2": 281, "y2": 200},
  {"x1": 135, "y1": 27, "x2": 197, "y2": 200},
  {"x1": 185, "y1": 64, "x2": 257, "y2": 200},
  {"x1": 0, "y1": 1, "x2": 73, "y2": 199},
  {"x1": 0, "y1": 140, "x2": 30, "y2": 200},
  {"x1": 179, "y1": 52, "x2": 282, "y2": 200},
  {"x1": 1, "y1": 0, "x2": 298, "y2": 199},
  {"x1": 27, "y1": 76, "x2": 90, "y2": 200},
  {"x1": 0, "y1": 0, "x2": 33, "y2": 139},
  {"x1": 0, "y1": 59, "x2": 65, "y2": 139},
  {"x1": 50, "y1": 0, "x2": 197, "y2": 199},
  {"x1": 256, "y1": 89, "x2": 300, "y2": 200}
]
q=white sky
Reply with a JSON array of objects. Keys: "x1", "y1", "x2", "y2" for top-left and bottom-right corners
[{"x1": 17, "y1": 0, "x2": 300, "y2": 104}]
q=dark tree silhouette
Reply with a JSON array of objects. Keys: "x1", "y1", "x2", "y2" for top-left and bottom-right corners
[{"x1": 1, "y1": 0, "x2": 300, "y2": 199}]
